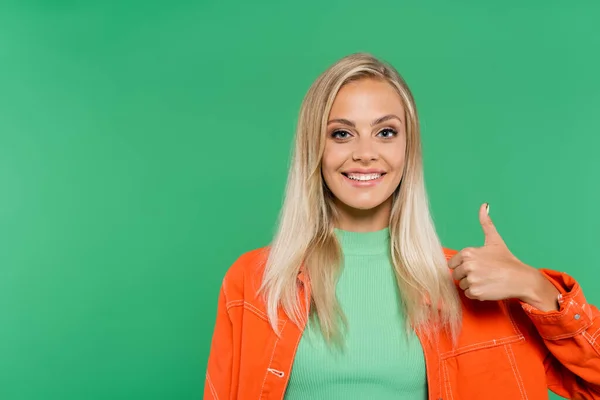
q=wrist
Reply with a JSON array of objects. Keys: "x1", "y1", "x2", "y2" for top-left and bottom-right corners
[{"x1": 518, "y1": 267, "x2": 560, "y2": 312}]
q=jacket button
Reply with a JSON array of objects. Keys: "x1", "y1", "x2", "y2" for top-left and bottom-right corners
[{"x1": 574, "y1": 314, "x2": 581, "y2": 320}]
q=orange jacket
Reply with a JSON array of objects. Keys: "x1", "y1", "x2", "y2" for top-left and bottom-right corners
[{"x1": 205, "y1": 247, "x2": 600, "y2": 399}]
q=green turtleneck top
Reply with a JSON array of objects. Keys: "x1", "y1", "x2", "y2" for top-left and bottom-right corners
[{"x1": 284, "y1": 227, "x2": 427, "y2": 399}]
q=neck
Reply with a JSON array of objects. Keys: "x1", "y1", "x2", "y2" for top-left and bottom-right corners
[{"x1": 333, "y1": 196, "x2": 392, "y2": 232}]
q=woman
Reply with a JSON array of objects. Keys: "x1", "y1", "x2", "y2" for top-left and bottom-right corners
[{"x1": 204, "y1": 53, "x2": 600, "y2": 399}]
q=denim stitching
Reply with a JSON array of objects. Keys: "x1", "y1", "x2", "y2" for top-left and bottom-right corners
[
  {"x1": 558, "y1": 285, "x2": 582, "y2": 304},
  {"x1": 240, "y1": 302, "x2": 285, "y2": 330},
  {"x1": 243, "y1": 301, "x2": 269, "y2": 321},
  {"x1": 206, "y1": 371, "x2": 219, "y2": 400},
  {"x1": 505, "y1": 344, "x2": 528, "y2": 400},
  {"x1": 526, "y1": 300, "x2": 592, "y2": 341},
  {"x1": 568, "y1": 286, "x2": 582, "y2": 300},
  {"x1": 537, "y1": 300, "x2": 593, "y2": 339},
  {"x1": 523, "y1": 286, "x2": 582, "y2": 316},
  {"x1": 583, "y1": 331, "x2": 600, "y2": 357},
  {"x1": 436, "y1": 336, "x2": 442, "y2": 398},
  {"x1": 572, "y1": 297, "x2": 583, "y2": 313},
  {"x1": 504, "y1": 300, "x2": 522, "y2": 336},
  {"x1": 529, "y1": 299, "x2": 575, "y2": 320},
  {"x1": 284, "y1": 321, "x2": 305, "y2": 386},
  {"x1": 226, "y1": 300, "x2": 243, "y2": 310},
  {"x1": 590, "y1": 326, "x2": 600, "y2": 341},
  {"x1": 259, "y1": 320, "x2": 288, "y2": 398},
  {"x1": 440, "y1": 335, "x2": 523, "y2": 359},
  {"x1": 442, "y1": 360, "x2": 454, "y2": 400},
  {"x1": 542, "y1": 325, "x2": 590, "y2": 341}
]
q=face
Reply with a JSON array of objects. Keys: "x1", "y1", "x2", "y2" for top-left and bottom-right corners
[{"x1": 322, "y1": 78, "x2": 407, "y2": 231}]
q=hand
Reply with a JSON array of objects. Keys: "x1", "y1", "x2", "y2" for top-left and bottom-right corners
[{"x1": 448, "y1": 203, "x2": 559, "y2": 311}]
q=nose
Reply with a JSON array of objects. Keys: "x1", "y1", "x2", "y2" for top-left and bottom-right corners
[{"x1": 352, "y1": 136, "x2": 378, "y2": 162}]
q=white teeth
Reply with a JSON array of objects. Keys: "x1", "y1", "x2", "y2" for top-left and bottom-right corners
[{"x1": 346, "y1": 173, "x2": 382, "y2": 181}]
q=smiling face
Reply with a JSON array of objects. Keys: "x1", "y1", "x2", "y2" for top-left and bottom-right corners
[{"x1": 322, "y1": 78, "x2": 407, "y2": 231}]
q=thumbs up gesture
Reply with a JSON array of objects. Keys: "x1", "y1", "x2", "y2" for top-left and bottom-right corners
[{"x1": 448, "y1": 203, "x2": 560, "y2": 311}]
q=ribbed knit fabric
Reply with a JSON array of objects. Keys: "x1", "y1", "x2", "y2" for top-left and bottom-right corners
[{"x1": 284, "y1": 227, "x2": 427, "y2": 399}]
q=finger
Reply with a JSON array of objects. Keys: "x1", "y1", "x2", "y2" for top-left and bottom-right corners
[
  {"x1": 448, "y1": 253, "x2": 464, "y2": 270},
  {"x1": 464, "y1": 288, "x2": 476, "y2": 300},
  {"x1": 459, "y1": 277, "x2": 470, "y2": 291},
  {"x1": 452, "y1": 264, "x2": 469, "y2": 282},
  {"x1": 479, "y1": 202, "x2": 504, "y2": 246}
]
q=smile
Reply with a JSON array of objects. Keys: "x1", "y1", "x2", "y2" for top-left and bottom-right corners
[
  {"x1": 341, "y1": 172, "x2": 386, "y2": 186},
  {"x1": 344, "y1": 173, "x2": 383, "y2": 181}
]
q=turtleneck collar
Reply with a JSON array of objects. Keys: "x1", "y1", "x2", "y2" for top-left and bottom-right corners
[{"x1": 333, "y1": 227, "x2": 390, "y2": 256}]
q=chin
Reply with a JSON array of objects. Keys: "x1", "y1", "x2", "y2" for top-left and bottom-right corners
[{"x1": 339, "y1": 198, "x2": 387, "y2": 211}]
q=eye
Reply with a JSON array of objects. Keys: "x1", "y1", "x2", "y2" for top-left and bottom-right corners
[
  {"x1": 331, "y1": 130, "x2": 352, "y2": 139},
  {"x1": 377, "y1": 128, "x2": 397, "y2": 138}
]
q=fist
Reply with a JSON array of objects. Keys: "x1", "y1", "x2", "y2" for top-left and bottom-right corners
[{"x1": 448, "y1": 203, "x2": 545, "y2": 303}]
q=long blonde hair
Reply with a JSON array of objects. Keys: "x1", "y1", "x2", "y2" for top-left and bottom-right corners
[{"x1": 260, "y1": 52, "x2": 461, "y2": 343}]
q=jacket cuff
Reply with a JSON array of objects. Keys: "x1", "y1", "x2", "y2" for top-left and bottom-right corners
[{"x1": 520, "y1": 269, "x2": 593, "y2": 340}]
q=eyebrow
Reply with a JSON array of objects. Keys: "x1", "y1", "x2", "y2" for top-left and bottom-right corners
[{"x1": 326, "y1": 114, "x2": 403, "y2": 127}]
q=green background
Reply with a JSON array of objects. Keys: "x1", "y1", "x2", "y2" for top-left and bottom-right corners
[{"x1": 1, "y1": 1, "x2": 598, "y2": 399}]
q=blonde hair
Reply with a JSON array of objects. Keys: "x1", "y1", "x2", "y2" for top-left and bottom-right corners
[{"x1": 260, "y1": 52, "x2": 461, "y2": 343}]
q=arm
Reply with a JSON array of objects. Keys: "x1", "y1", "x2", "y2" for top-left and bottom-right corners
[
  {"x1": 521, "y1": 269, "x2": 600, "y2": 399},
  {"x1": 447, "y1": 204, "x2": 600, "y2": 397}
]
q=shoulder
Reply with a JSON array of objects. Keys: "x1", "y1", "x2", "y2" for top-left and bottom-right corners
[
  {"x1": 220, "y1": 246, "x2": 270, "y2": 301},
  {"x1": 224, "y1": 246, "x2": 270, "y2": 280}
]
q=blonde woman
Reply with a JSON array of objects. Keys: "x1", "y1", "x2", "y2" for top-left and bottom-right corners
[{"x1": 204, "y1": 53, "x2": 600, "y2": 399}]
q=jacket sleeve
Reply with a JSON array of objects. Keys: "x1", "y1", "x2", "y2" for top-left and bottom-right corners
[
  {"x1": 204, "y1": 280, "x2": 238, "y2": 399},
  {"x1": 520, "y1": 269, "x2": 600, "y2": 399}
]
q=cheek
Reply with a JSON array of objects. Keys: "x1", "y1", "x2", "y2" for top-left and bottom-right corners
[
  {"x1": 321, "y1": 149, "x2": 348, "y2": 195},
  {"x1": 321, "y1": 147, "x2": 344, "y2": 176},
  {"x1": 392, "y1": 157, "x2": 407, "y2": 175},
  {"x1": 383, "y1": 145, "x2": 407, "y2": 174}
]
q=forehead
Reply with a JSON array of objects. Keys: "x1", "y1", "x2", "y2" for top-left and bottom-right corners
[{"x1": 329, "y1": 78, "x2": 405, "y2": 118}]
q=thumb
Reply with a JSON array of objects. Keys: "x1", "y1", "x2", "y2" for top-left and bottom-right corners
[{"x1": 479, "y1": 202, "x2": 504, "y2": 246}]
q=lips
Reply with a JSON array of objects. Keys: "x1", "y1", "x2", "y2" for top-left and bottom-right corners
[
  {"x1": 342, "y1": 169, "x2": 386, "y2": 174},
  {"x1": 343, "y1": 172, "x2": 385, "y2": 181},
  {"x1": 340, "y1": 171, "x2": 387, "y2": 188}
]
